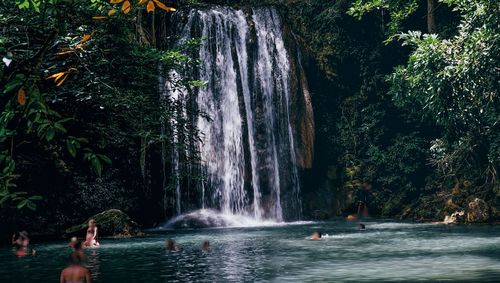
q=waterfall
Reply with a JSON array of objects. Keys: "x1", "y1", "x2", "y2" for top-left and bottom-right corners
[{"x1": 164, "y1": 6, "x2": 310, "y2": 222}]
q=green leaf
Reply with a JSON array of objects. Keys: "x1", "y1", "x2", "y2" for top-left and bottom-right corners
[
  {"x1": 26, "y1": 201, "x2": 36, "y2": 210},
  {"x1": 28, "y1": 195, "x2": 42, "y2": 201},
  {"x1": 45, "y1": 127, "x2": 55, "y2": 141},
  {"x1": 53, "y1": 122, "x2": 67, "y2": 133},
  {"x1": 92, "y1": 157, "x2": 102, "y2": 176},
  {"x1": 98, "y1": 154, "x2": 112, "y2": 165},
  {"x1": 66, "y1": 140, "x2": 77, "y2": 157},
  {"x1": 17, "y1": 199, "x2": 28, "y2": 209}
]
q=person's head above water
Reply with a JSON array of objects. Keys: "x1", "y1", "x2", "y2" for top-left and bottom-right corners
[
  {"x1": 165, "y1": 239, "x2": 179, "y2": 251},
  {"x1": 359, "y1": 223, "x2": 366, "y2": 230},
  {"x1": 202, "y1": 240, "x2": 210, "y2": 251},
  {"x1": 73, "y1": 241, "x2": 83, "y2": 250},
  {"x1": 311, "y1": 231, "x2": 322, "y2": 240}
]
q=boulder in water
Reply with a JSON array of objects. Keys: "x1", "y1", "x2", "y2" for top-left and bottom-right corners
[
  {"x1": 159, "y1": 209, "x2": 279, "y2": 229},
  {"x1": 467, "y1": 198, "x2": 490, "y2": 223},
  {"x1": 65, "y1": 209, "x2": 143, "y2": 237},
  {"x1": 443, "y1": 210, "x2": 465, "y2": 224}
]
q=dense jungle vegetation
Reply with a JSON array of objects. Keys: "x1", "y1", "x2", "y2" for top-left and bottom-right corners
[{"x1": 0, "y1": 0, "x2": 498, "y2": 237}]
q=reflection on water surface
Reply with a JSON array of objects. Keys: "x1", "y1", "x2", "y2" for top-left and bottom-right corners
[{"x1": 1, "y1": 220, "x2": 500, "y2": 282}]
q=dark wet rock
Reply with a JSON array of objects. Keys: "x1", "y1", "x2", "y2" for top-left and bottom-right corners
[
  {"x1": 311, "y1": 210, "x2": 330, "y2": 220},
  {"x1": 65, "y1": 209, "x2": 143, "y2": 237},
  {"x1": 161, "y1": 210, "x2": 233, "y2": 229},
  {"x1": 467, "y1": 198, "x2": 490, "y2": 223}
]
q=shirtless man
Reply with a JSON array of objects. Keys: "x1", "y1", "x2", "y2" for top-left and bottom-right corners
[
  {"x1": 84, "y1": 219, "x2": 99, "y2": 247},
  {"x1": 60, "y1": 253, "x2": 91, "y2": 283}
]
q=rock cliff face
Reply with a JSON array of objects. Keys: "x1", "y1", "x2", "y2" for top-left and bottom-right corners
[{"x1": 282, "y1": 25, "x2": 315, "y2": 170}]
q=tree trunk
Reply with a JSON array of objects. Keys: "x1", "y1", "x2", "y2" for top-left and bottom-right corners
[{"x1": 427, "y1": 0, "x2": 437, "y2": 33}]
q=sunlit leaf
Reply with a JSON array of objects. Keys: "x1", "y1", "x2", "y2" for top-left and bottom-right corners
[
  {"x1": 92, "y1": 16, "x2": 107, "y2": 20},
  {"x1": 56, "y1": 73, "x2": 69, "y2": 86},
  {"x1": 110, "y1": 0, "x2": 124, "y2": 3},
  {"x1": 146, "y1": 1, "x2": 155, "y2": 13},
  {"x1": 108, "y1": 9, "x2": 117, "y2": 16},
  {"x1": 122, "y1": 1, "x2": 131, "y2": 14},
  {"x1": 153, "y1": 0, "x2": 176, "y2": 12},
  {"x1": 17, "y1": 88, "x2": 26, "y2": 106},
  {"x1": 138, "y1": 0, "x2": 148, "y2": 4},
  {"x1": 81, "y1": 34, "x2": 91, "y2": 42},
  {"x1": 47, "y1": 72, "x2": 65, "y2": 81},
  {"x1": 56, "y1": 50, "x2": 74, "y2": 55}
]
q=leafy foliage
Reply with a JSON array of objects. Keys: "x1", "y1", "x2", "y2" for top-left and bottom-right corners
[
  {"x1": 0, "y1": 0, "x2": 188, "y2": 213},
  {"x1": 389, "y1": 0, "x2": 499, "y2": 194}
]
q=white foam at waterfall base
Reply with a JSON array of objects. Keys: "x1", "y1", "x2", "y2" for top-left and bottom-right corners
[{"x1": 157, "y1": 209, "x2": 312, "y2": 229}]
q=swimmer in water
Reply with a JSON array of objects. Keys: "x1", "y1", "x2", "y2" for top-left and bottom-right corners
[
  {"x1": 165, "y1": 239, "x2": 180, "y2": 251},
  {"x1": 311, "y1": 231, "x2": 322, "y2": 240},
  {"x1": 12, "y1": 231, "x2": 29, "y2": 246},
  {"x1": 69, "y1": 237, "x2": 78, "y2": 249},
  {"x1": 60, "y1": 252, "x2": 91, "y2": 283},
  {"x1": 14, "y1": 243, "x2": 36, "y2": 257},
  {"x1": 83, "y1": 219, "x2": 99, "y2": 247},
  {"x1": 13, "y1": 231, "x2": 35, "y2": 256},
  {"x1": 202, "y1": 240, "x2": 210, "y2": 251},
  {"x1": 359, "y1": 223, "x2": 366, "y2": 230}
]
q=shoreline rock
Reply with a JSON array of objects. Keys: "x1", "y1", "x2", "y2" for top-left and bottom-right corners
[{"x1": 467, "y1": 198, "x2": 490, "y2": 223}]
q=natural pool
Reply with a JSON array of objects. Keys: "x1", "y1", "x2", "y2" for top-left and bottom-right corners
[{"x1": 2, "y1": 220, "x2": 500, "y2": 282}]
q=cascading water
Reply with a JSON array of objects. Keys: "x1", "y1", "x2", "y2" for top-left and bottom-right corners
[{"x1": 161, "y1": 6, "x2": 312, "y2": 226}]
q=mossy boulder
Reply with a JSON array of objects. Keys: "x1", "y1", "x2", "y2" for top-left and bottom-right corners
[{"x1": 65, "y1": 209, "x2": 143, "y2": 237}]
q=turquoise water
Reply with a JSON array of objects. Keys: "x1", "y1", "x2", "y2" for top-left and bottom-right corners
[{"x1": 2, "y1": 220, "x2": 500, "y2": 282}]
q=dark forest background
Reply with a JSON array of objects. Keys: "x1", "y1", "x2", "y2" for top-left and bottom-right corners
[{"x1": 0, "y1": 0, "x2": 498, "y2": 237}]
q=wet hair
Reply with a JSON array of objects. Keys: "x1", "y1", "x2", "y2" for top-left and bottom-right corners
[
  {"x1": 19, "y1": 231, "x2": 29, "y2": 241},
  {"x1": 202, "y1": 240, "x2": 210, "y2": 250},
  {"x1": 69, "y1": 252, "x2": 83, "y2": 265},
  {"x1": 165, "y1": 239, "x2": 176, "y2": 250},
  {"x1": 14, "y1": 243, "x2": 24, "y2": 251},
  {"x1": 73, "y1": 241, "x2": 83, "y2": 250},
  {"x1": 359, "y1": 223, "x2": 366, "y2": 230}
]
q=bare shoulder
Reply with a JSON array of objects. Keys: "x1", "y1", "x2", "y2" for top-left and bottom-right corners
[{"x1": 61, "y1": 267, "x2": 69, "y2": 276}]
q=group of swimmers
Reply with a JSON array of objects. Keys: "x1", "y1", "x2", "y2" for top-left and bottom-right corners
[
  {"x1": 12, "y1": 219, "x2": 212, "y2": 283},
  {"x1": 12, "y1": 219, "x2": 366, "y2": 282}
]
